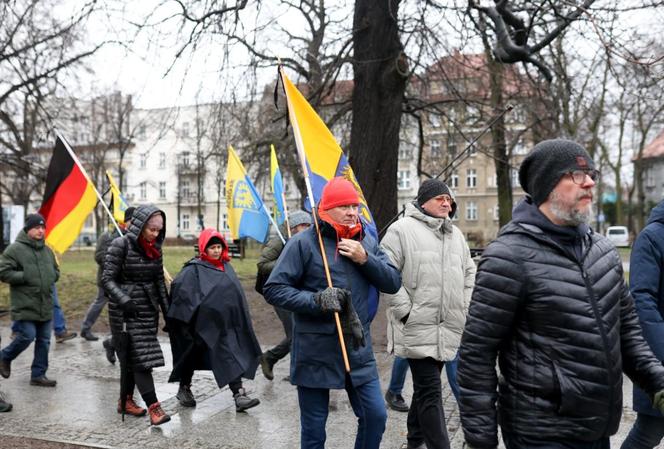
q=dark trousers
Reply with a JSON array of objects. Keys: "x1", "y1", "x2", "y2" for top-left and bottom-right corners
[
  {"x1": 178, "y1": 343, "x2": 243, "y2": 395},
  {"x1": 503, "y1": 432, "x2": 610, "y2": 449},
  {"x1": 265, "y1": 306, "x2": 293, "y2": 363},
  {"x1": 297, "y1": 375, "x2": 386, "y2": 449},
  {"x1": 620, "y1": 413, "x2": 664, "y2": 449},
  {"x1": 2, "y1": 319, "x2": 51, "y2": 378},
  {"x1": 406, "y1": 357, "x2": 450, "y2": 449}
]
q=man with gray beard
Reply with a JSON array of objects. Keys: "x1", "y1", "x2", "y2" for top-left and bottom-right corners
[{"x1": 457, "y1": 139, "x2": 664, "y2": 449}]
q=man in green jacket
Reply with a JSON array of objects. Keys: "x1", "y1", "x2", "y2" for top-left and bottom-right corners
[{"x1": 0, "y1": 213, "x2": 60, "y2": 387}]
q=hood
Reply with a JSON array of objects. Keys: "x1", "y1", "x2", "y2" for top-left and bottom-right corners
[
  {"x1": 646, "y1": 200, "x2": 664, "y2": 226},
  {"x1": 197, "y1": 228, "x2": 229, "y2": 259},
  {"x1": 14, "y1": 229, "x2": 45, "y2": 249},
  {"x1": 405, "y1": 202, "x2": 454, "y2": 234},
  {"x1": 126, "y1": 204, "x2": 166, "y2": 248}
]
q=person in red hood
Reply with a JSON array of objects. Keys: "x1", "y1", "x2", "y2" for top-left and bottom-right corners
[{"x1": 167, "y1": 228, "x2": 262, "y2": 412}]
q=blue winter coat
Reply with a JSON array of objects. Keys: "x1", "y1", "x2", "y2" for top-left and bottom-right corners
[
  {"x1": 630, "y1": 201, "x2": 664, "y2": 417},
  {"x1": 263, "y1": 221, "x2": 401, "y2": 389}
]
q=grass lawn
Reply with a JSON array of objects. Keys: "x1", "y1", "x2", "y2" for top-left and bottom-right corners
[{"x1": 0, "y1": 245, "x2": 261, "y2": 325}]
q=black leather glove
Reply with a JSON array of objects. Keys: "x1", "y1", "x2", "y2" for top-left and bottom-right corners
[
  {"x1": 341, "y1": 299, "x2": 365, "y2": 350},
  {"x1": 313, "y1": 287, "x2": 349, "y2": 313},
  {"x1": 121, "y1": 299, "x2": 138, "y2": 319}
]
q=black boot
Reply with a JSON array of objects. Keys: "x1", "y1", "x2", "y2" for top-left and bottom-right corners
[
  {"x1": 176, "y1": 384, "x2": 196, "y2": 407},
  {"x1": 233, "y1": 388, "x2": 260, "y2": 412}
]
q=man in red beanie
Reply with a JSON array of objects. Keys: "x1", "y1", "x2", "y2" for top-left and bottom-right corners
[{"x1": 264, "y1": 177, "x2": 402, "y2": 449}]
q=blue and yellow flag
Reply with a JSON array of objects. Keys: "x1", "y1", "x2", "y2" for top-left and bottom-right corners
[
  {"x1": 226, "y1": 146, "x2": 270, "y2": 244},
  {"x1": 106, "y1": 170, "x2": 129, "y2": 225},
  {"x1": 270, "y1": 145, "x2": 287, "y2": 227},
  {"x1": 280, "y1": 69, "x2": 377, "y2": 238}
]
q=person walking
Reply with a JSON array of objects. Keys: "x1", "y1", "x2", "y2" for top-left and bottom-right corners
[
  {"x1": 168, "y1": 228, "x2": 261, "y2": 411},
  {"x1": 458, "y1": 139, "x2": 664, "y2": 449},
  {"x1": 264, "y1": 177, "x2": 401, "y2": 449},
  {"x1": 102, "y1": 204, "x2": 171, "y2": 426},
  {"x1": 382, "y1": 179, "x2": 476, "y2": 449},
  {"x1": 81, "y1": 207, "x2": 135, "y2": 342},
  {"x1": 0, "y1": 213, "x2": 60, "y2": 387},
  {"x1": 620, "y1": 199, "x2": 664, "y2": 449},
  {"x1": 257, "y1": 210, "x2": 312, "y2": 381}
]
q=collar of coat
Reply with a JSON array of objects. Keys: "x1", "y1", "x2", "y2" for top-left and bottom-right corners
[{"x1": 405, "y1": 202, "x2": 453, "y2": 234}]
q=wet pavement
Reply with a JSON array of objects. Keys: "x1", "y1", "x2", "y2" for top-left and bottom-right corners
[{"x1": 0, "y1": 334, "x2": 640, "y2": 449}]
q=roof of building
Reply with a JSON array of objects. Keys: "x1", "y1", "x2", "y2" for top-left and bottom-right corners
[{"x1": 641, "y1": 129, "x2": 664, "y2": 160}]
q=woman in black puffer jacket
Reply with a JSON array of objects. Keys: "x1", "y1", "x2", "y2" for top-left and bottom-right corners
[{"x1": 102, "y1": 204, "x2": 170, "y2": 426}]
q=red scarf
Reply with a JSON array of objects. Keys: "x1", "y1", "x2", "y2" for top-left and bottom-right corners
[
  {"x1": 200, "y1": 253, "x2": 225, "y2": 271},
  {"x1": 318, "y1": 209, "x2": 363, "y2": 240},
  {"x1": 138, "y1": 235, "x2": 161, "y2": 260}
]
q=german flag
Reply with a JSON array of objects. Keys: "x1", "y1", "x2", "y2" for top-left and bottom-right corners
[{"x1": 38, "y1": 137, "x2": 97, "y2": 253}]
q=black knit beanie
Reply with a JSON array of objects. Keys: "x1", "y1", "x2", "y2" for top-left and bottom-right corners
[
  {"x1": 205, "y1": 236, "x2": 224, "y2": 250},
  {"x1": 518, "y1": 139, "x2": 595, "y2": 206},
  {"x1": 417, "y1": 179, "x2": 457, "y2": 218},
  {"x1": 24, "y1": 213, "x2": 45, "y2": 231}
]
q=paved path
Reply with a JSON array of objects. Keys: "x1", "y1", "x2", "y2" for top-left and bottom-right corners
[{"x1": 0, "y1": 335, "x2": 643, "y2": 448}]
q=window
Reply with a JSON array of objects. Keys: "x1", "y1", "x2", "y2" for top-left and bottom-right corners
[
  {"x1": 450, "y1": 172, "x2": 459, "y2": 189},
  {"x1": 140, "y1": 182, "x2": 147, "y2": 200},
  {"x1": 466, "y1": 169, "x2": 477, "y2": 188},
  {"x1": 429, "y1": 114, "x2": 441, "y2": 128},
  {"x1": 159, "y1": 152, "x2": 166, "y2": 169},
  {"x1": 513, "y1": 137, "x2": 528, "y2": 155},
  {"x1": 222, "y1": 213, "x2": 228, "y2": 231},
  {"x1": 468, "y1": 145, "x2": 477, "y2": 156},
  {"x1": 447, "y1": 138, "x2": 457, "y2": 158},
  {"x1": 431, "y1": 140, "x2": 441, "y2": 157},
  {"x1": 398, "y1": 147, "x2": 413, "y2": 160},
  {"x1": 181, "y1": 180, "x2": 190, "y2": 199},
  {"x1": 139, "y1": 153, "x2": 146, "y2": 169},
  {"x1": 511, "y1": 168, "x2": 519, "y2": 188},
  {"x1": 488, "y1": 174, "x2": 497, "y2": 188},
  {"x1": 182, "y1": 122, "x2": 189, "y2": 138},
  {"x1": 466, "y1": 202, "x2": 478, "y2": 221},
  {"x1": 646, "y1": 168, "x2": 656, "y2": 188},
  {"x1": 159, "y1": 182, "x2": 166, "y2": 199},
  {"x1": 138, "y1": 125, "x2": 146, "y2": 140},
  {"x1": 182, "y1": 152, "x2": 190, "y2": 167},
  {"x1": 398, "y1": 170, "x2": 411, "y2": 190},
  {"x1": 493, "y1": 206, "x2": 500, "y2": 221},
  {"x1": 182, "y1": 214, "x2": 190, "y2": 230}
]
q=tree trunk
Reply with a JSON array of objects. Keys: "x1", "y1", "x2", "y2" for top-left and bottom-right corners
[{"x1": 349, "y1": 0, "x2": 408, "y2": 233}]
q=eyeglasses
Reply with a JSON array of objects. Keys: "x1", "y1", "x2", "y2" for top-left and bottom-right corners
[{"x1": 568, "y1": 169, "x2": 599, "y2": 185}]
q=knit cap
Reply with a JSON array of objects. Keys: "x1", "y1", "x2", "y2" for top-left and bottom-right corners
[
  {"x1": 24, "y1": 213, "x2": 46, "y2": 231},
  {"x1": 319, "y1": 177, "x2": 360, "y2": 211},
  {"x1": 518, "y1": 139, "x2": 595, "y2": 206},
  {"x1": 288, "y1": 210, "x2": 312, "y2": 228},
  {"x1": 416, "y1": 179, "x2": 457, "y2": 218}
]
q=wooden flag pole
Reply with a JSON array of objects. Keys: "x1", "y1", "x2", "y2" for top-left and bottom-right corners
[{"x1": 278, "y1": 66, "x2": 350, "y2": 373}]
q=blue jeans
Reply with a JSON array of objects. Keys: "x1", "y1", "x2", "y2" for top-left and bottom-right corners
[
  {"x1": 620, "y1": 413, "x2": 664, "y2": 449},
  {"x1": 388, "y1": 354, "x2": 460, "y2": 402},
  {"x1": 298, "y1": 376, "x2": 387, "y2": 449},
  {"x1": 11, "y1": 286, "x2": 66, "y2": 335},
  {"x1": 1, "y1": 320, "x2": 52, "y2": 378},
  {"x1": 81, "y1": 287, "x2": 106, "y2": 333}
]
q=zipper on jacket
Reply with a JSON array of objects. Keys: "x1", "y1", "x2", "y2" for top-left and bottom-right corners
[
  {"x1": 578, "y1": 263, "x2": 614, "y2": 435},
  {"x1": 437, "y1": 234, "x2": 445, "y2": 360}
]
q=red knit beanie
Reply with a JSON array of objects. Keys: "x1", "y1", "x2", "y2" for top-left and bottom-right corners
[{"x1": 319, "y1": 177, "x2": 360, "y2": 211}]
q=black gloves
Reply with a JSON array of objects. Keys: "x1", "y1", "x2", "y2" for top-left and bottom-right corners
[
  {"x1": 313, "y1": 287, "x2": 349, "y2": 313},
  {"x1": 121, "y1": 299, "x2": 138, "y2": 319},
  {"x1": 341, "y1": 299, "x2": 365, "y2": 350},
  {"x1": 654, "y1": 389, "x2": 664, "y2": 414}
]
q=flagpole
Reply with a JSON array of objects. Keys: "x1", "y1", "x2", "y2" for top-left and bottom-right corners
[
  {"x1": 54, "y1": 130, "x2": 122, "y2": 237},
  {"x1": 279, "y1": 66, "x2": 351, "y2": 373},
  {"x1": 282, "y1": 191, "x2": 291, "y2": 239},
  {"x1": 260, "y1": 202, "x2": 286, "y2": 245}
]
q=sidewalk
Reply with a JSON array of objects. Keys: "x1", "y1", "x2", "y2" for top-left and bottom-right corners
[{"x1": 0, "y1": 335, "x2": 638, "y2": 449}]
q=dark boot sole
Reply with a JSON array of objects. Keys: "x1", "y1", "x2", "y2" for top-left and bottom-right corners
[
  {"x1": 236, "y1": 399, "x2": 260, "y2": 412},
  {"x1": 30, "y1": 381, "x2": 56, "y2": 387}
]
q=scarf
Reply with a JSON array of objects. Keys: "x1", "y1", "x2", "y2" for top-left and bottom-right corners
[
  {"x1": 200, "y1": 253, "x2": 226, "y2": 271},
  {"x1": 318, "y1": 209, "x2": 363, "y2": 240},
  {"x1": 138, "y1": 235, "x2": 161, "y2": 260}
]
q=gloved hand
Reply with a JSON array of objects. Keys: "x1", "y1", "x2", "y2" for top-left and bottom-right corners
[
  {"x1": 313, "y1": 287, "x2": 349, "y2": 313},
  {"x1": 341, "y1": 299, "x2": 365, "y2": 350},
  {"x1": 654, "y1": 389, "x2": 664, "y2": 414},
  {"x1": 121, "y1": 299, "x2": 138, "y2": 319}
]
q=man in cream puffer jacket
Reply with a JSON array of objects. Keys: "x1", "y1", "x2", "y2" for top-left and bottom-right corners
[{"x1": 382, "y1": 179, "x2": 476, "y2": 449}]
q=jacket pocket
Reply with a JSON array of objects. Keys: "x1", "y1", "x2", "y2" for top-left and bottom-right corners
[{"x1": 551, "y1": 360, "x2": 574, "y2": 415}]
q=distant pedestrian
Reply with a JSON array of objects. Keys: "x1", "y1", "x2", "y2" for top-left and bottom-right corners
[
  {"x1": 168, "y1": 228, "x2": 261, "y2": 412},
  {"x1": 102, "y1": 205, "x2": 171, "y2": 426},
  {"x1": 0, "y1": 213, "x2": 60, "y2": 387},
  {"x1": 620, "y1": 199, "x2": 664, "y2": 449},
  {"x1": 257, "y1": 210, "x2": 312, "y2": 381},
  {"x1": 81, "y1": 207, "x2": 135, "y2": 343}
]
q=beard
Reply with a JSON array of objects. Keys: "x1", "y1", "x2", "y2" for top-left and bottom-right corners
[{"x1": 548, "y1": 189, "x2": 594, "y2": 226}]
